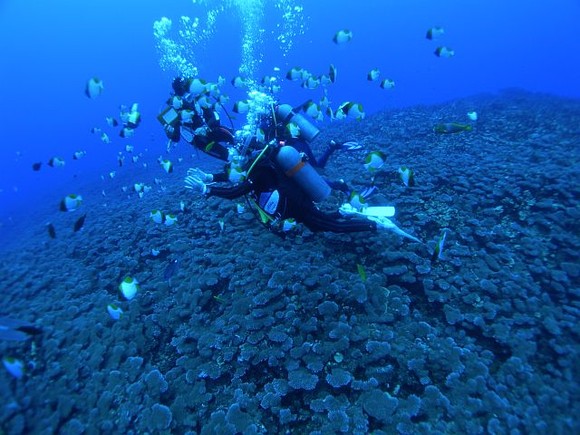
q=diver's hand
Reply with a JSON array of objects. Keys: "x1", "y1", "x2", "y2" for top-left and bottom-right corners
[
  {"x1": 368, "y1": 216, "x2": 421, "y2": 243},
  {"x1": 187, "y1": 167, "x2": 213, "y2": 182},
  {"x1": 184, "y1": 175, "x2": 208, "y2": 195}
]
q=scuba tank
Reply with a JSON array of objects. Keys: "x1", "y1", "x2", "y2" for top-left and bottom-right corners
[
  {"x1": 275, "y1": 145, "x2": 331, "y2": 202},
  {"x1": 276, "y1": 104, "x2": 320, "y2": 143}
]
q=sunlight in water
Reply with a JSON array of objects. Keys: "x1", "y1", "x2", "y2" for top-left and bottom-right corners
[{"x1": 154, "y1": 0, "x2": 305, "y2": 79}]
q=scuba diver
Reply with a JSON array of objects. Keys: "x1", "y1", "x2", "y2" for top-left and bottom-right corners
[
  {"x1": 158, "y1": 76, "x2": 360, "y2": 172},
  {"x1": 185, "y1": 140, "x2": 420, "y2": 241},
  {"x1": 254, "y1": 102, "x2": 361, "y2": 170},
  {"x1": 157, "y1": 77, "x2": 235, "y2": 161}
]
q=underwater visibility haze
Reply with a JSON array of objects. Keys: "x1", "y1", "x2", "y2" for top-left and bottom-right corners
[{"x1": 0, "y1": 0, "x2": 579, "y2": 433}]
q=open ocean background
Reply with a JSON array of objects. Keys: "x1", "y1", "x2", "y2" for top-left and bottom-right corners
[{"x1": 1, "y1": 0, "x2": 579, "y2": 433}]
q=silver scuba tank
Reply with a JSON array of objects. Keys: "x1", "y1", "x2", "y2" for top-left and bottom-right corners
[
  {"x1": 276, "y1": 104, "x2": 320, "y2": 143},
  {"x1": 275, "y1": 145, "x2": 331, "y2": 202}
]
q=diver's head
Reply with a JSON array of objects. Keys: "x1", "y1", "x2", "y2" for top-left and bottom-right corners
[{"x1": 172, "y1": 77, "x2": 189, "y2": 96}]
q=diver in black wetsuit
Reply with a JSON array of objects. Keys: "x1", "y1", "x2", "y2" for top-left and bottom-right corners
[
  {"x1": 186, "y1": 144, "x2": 376, "y2": 233},
  {"x1": 157, "y1": 77, "x2": 235, "y2": 161}
]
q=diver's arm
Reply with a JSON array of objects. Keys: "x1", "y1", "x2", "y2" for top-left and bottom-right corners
[{"x1": 206, "y1": 181, "x2": 253, "y2": 200}]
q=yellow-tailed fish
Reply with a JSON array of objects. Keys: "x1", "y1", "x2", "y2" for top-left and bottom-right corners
[
  {"x1": 434, "y1": 46, "x2": 455, "y2": 58},
  {"x1": 188, "y1": 78, "x2": 207, "y2": 95},
  {"x1": 159, "y1": 159, "x2": 173, "y2": 174},
  {"x1": 60, "y1": 194, "x2": 83, "y2": 212},
  {"x1": 301, "y1": 76, "x2": 320, "y2": 90},
  {"x1": 119, "y1": 276, "x2": 139, "y2": 300},
  {"x1": 233, "y1": 100, "x2": 250, "y2": 114},
  {"x1": 286, "y1": 67, "x2": 304, "y2": 81},
  {"x1": 433, "y1": 122, "x2": 472, "y2": 134},
  {"x1": 2, "y1": 357, "x2": 25, "y2": 379},
  {"x1": 304, "y1": 101, "x2": 323, "y2": 121},
  {"x1": 398, "y1": 166, "x2": 415, "y2": 187},
  {"x1": 150, "y1": 210, "x2": 165, "y2": 224},
  {"x1": 431, "y1": 230, "x2": 448, "y2": 262},
  {"x1": 231, "y1": 76, "x2": 247, "y2": 88},
  {"x1": 286, "y1": 122, "x2": 301, "y2": 138},
  {"x1": 282, "y1": 218, "x2": 297, "y2": 232},
  {"x1": 341, "y1": 102, "x2": 365, "y2": 120},
  {"x1": 363, "y1": 151, "x2": 386, "y2": 172},
  {"x1": 349, "y1": 191, "x2": 366, "y2": 211},
  {"x1": 107, "y1": 304, "x2": 123, "y2": 320},
  {"x1": 380, "y1": 79, "x2": 395, "y2": 90},
  {"x1": 426, "y1": 27, "x2": 445, "y2": 40},
  {"x1": 85, "y1": 77, "x2": 104, "y2": 99},
  {"x1": 48, "y1": 157, "x2": 66, "y2": 168},
  {"x1": 72, "y1": 151, "x2": 87, "y2": 160},
  {"x1": 164, "y1": 214, "x2": 178, "y2": 226},
  {"x1": 333, "y1": 29, "x2": 353, "y2": 44},
  {"x1": 328, "y1": 64, "x2": 337, "y2": 83},
  {"x1": 367, "y1": 68, "x2": 381, "y2": 81}
]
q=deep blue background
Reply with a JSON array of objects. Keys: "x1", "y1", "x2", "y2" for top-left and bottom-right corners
[{"x1": 1, "y1": 0, "x2": 579, "y2": 231}]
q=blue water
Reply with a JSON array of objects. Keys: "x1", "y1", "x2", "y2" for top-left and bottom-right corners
[
  {"x1": 0, "y1": 0, "x2": 579, "y2": 433},
  {"x1": 1, "y1": 0, "x2": 579, "y2": 226}
]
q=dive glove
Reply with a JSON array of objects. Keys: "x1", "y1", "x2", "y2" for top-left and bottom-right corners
[
  {"x1": 184, "y1": 175, "x2": 208, "y2": 194},
  {"x1": 187, "y1": 167, "x2": 213, "y2": 182}
]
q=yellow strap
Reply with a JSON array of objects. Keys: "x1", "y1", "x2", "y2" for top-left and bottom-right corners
[
  {"x1": 205, "y1": 141, "x2": 215, "y2": 153},
  {"x1": 246, "y1": 143, "x2": 270, "y2": 178}
]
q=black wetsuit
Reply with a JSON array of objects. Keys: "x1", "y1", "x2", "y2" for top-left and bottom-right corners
[{"x1": 207, "y1": 152, "x2": 377, "y2": 234}]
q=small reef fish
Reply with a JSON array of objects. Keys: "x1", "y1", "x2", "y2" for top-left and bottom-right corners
[
  {"x1": 398, "y1": 166, "x2": 415, "y2": 187},
  {"x1": 282, "y1": 218, "x2": 297, "y2": 232},
  {"x1": 2, "y1": 357, "x2": 25, "y2": 379},
  {"x1": 107, "y1": 304, "x2": 123, "y2": 320},
  {"x1": 301, "y1": 76, "x2": 320, "y2": 90},
  {"x1": 426, "y1": 26, "x2": 445, "y2": 40},
  {"x1": 303, "y1": 101, "x2": 323, "y2": 121},
  {"x1": 48, "y1": 157, "x2": 65, "y2": 168},
  {"x1": 119, "y1": 276, "x2": 139, "y2": 300},
  {"x1": 231, "y1": 76, "x2": 247, "y2": 89},
  {"x1": 432, "y1": 230, "x2": 448, "y2": 262},
  {"x1": 328, "y1": 64, "x2": 337, "y2": 83},
  {"x1": 72, "y1": 151, "x2": 87, "y2": 160},
  {"x1": 434, "y1": 46, "x2": 455, "y2": 58},
  {"x1": 363, "y1": 151, "x2": 386, "y2": 173},
  {"x1": 100, "y1": 133, "x2": 111, "y2": 144},
  {"x1": 348, "y1": 191, "x2": 367, "y2": 211},
  {"x1": 73, "y1": 214, "x2": 87, "y2": 232},
  {"x1": 337, "y1": 102, "x2": 365, "y2": 120},
  {"x1": 380, "y1": 79, "x2": 395, "y2": 90},
  {"x1": 32, "y1": 162, "x2": 42, "y2": 171},
  {"x1": 150, "y1": 210, "x2": 165, "y2": 224},
  {"x1": 159, "y1": 158, "x2": 173, "y2": 174},
  {"x1": 333, "y1": 29, "x2": 353, "y2": 44},
  {"x1": 233, "y1": 100, "x2": 250, "y2": 114},
  {"x1": 164, "y1": 214, "x2": 178, "y2": 226},
  {"x1": 60, "y1": 194, "x2": 83, "y2": 212},
  {"x1": 367, "y1": 68, "x2": 381, "y2": 81},
  {"x1": 467, "y1": 111, "x2": 478, "y2": 121},
  {"x1": 286, "y1": 122, "x2": 301, "y2": 139},
  {"x1": 433, "y1": 122, "x2": 473, "y2": 134},
  {"x1": 85, "y1": 77, "x2": 104, "y2": 99},
  {"x1": 188, "y1": 78, "x2": 207, "y2": 95},
  {"x1": 106, "y1": 117, "x2": 118, "y2": 127},
  {"x1": 286, "y1": 67, "x2": 304, "y2": 81}
]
